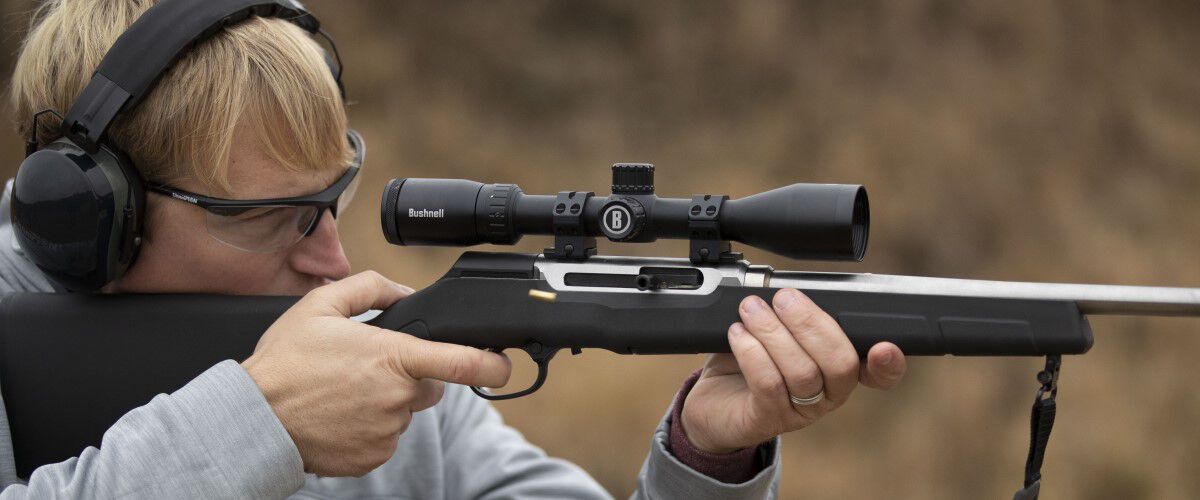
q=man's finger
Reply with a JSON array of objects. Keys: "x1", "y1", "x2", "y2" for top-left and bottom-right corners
[
  {"x1": 727, "y1": 322, "x2": 789, "y2": 405},
  {"x1": 772, "y1": 289, "x2": 860, "y2": 405},
  {"x1": 860, "y1": 342, "x2": 906, "y2": 390},
  {"x1": 302, "y1": 271, "x2": 412, "y2": 318},
  {"x1": 392, "y1": 336, "x2": 513, "y2": 388},
  {"x1": 738, "y1": 295, "x2": 825, "y2": 403}
]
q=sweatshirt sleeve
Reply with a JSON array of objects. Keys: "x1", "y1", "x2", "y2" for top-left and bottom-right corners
[
  {"x1": 438, "y1": 384, "x2": 612, "y2": 499},
  {"x1": 630, "y1": 374, "x2": 782, "y2": 500},
  {"x1": 437, "y1": 379, "x2": 781, "y2": 500},
  {"x1": 665, "y1": 370, "x2": 772, "y2": 484},
  {"x1": 0, "y1": 360, "x2": 304, "y2": 499}
]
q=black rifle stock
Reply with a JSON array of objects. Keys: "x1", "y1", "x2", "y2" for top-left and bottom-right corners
[{"x1": 6, "y1": 252, "x2": 1198, "y2": 477}]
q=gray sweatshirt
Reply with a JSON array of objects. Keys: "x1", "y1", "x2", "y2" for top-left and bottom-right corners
[{"x1": 0, "y1": 181, "x2": 780, "y2": 499}]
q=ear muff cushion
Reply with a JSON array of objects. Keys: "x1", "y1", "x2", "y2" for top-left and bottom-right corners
[
  {"x1": 11, "y1": 139, "x2": 134, "y2": 291},
  {"x1": 107, "y1": 148, "x2": 145, "y2": 271}
]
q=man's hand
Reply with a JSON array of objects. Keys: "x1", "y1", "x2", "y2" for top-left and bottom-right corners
[
  {"x1": 241, "y1": 271, "x2": 512, "y2": 476},
  {"x1": 680, "y1": 288, "x2": 906, "y2": 454}
]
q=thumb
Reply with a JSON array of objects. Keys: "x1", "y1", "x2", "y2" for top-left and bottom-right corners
[
  {"x1": 387, "y1": 335, "x2": 512, "y2": 388},
  {"x1": 299, "y1": 271, "x2": 411, "y2": 318}
]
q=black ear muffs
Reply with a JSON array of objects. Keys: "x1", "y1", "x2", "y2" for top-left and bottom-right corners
[{"x1": 11, "y1": 138, "x2": 144, "y2": 292}]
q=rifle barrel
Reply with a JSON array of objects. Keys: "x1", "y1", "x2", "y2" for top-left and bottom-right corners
[{"x1": 768, "y1": 271, "x2": 1200, "y2": 316}]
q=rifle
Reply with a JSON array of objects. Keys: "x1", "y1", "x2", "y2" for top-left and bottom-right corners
[{"x1": 2, "y1": 164, "x2": 1197, "y2": 494}]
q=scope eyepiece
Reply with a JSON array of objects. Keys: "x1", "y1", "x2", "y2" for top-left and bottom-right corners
[{"x1": 381, "y1": 164, "x2": 869, "y2": 262}]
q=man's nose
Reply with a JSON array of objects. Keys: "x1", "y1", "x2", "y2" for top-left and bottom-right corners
[{"x1": 289, "y1": 210, "x2": 352, "y2": 282}]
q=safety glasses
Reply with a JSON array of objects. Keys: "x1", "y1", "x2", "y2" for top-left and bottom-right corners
[{"x1": 146, "y1": 129, "x2": 365, "y2": 252}]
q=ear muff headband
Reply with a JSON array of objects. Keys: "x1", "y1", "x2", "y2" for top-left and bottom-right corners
[{"x1": 63, "y1": 0, "x2": 326, "y2": 153}]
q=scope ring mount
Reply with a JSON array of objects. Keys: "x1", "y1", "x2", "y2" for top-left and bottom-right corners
[
  {"x1": 544, "y1": 191, "x2": 597, "y2": 261},
  {"x1": 688, "y1": 194, "x2": 741, "y2": 264}
]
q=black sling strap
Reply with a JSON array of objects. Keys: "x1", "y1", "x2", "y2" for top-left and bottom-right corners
[{"x1": 1013, "y1": 355, "x2": 1061, "y2": 500}]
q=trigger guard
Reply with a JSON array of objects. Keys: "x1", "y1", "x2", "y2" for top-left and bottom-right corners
[{"x1": 471, "y1": 346, "x2": 557, "y2": 400}]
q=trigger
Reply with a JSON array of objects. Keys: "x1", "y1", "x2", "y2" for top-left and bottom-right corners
[{"x1": 470, "y1": 345, "x2": 557, "y2": 401}]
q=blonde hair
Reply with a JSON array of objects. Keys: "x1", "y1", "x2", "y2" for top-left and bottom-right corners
[{"x1": 10, "y1": 0, "x2": 352, "y2": 194}]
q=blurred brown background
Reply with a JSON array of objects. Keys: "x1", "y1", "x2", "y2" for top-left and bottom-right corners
[{"x1": 3, "y1": 1, "x2": 1199, "y2": 498}]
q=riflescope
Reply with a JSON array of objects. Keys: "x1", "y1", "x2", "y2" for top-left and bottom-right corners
[{"x1": 381, "y1": 164, "x2": 868, "y2": 263}]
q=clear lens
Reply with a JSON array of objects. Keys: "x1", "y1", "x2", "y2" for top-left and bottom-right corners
[
  {"x1": 204, "y1": 205, "x2": 320, "y2": 252},
  {"x1": 337, "y1": 168, "x2": 362, "y2": 215}
]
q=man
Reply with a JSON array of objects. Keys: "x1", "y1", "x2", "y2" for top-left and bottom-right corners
[{"x1": 0, "y1": 1, "x2": 907, "y2": 498}]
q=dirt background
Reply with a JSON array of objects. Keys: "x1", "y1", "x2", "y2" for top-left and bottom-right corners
[{"x1": 2, "y1": 1, "x2": 1198, "y2": 498}]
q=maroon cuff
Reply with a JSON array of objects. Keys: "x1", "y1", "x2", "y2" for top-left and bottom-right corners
[{"x1": 666, "y1": 369, "x2": 764, "y2": 484}]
